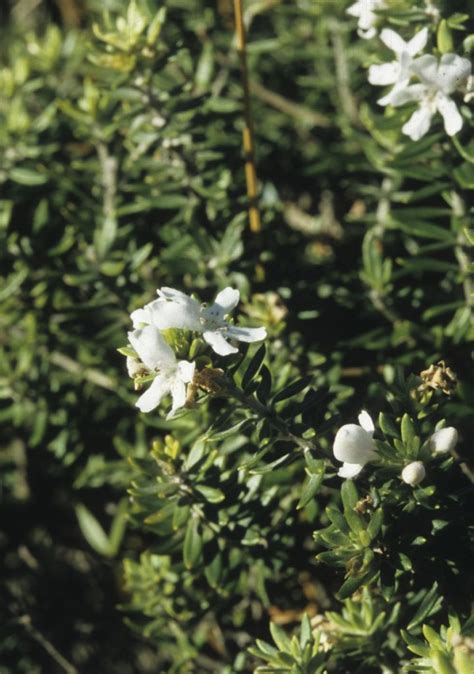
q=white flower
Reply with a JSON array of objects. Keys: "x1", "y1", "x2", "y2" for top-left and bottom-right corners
[
  {"x1": 131, "y1": 287, "x2": 267, "y2": 357},
  {"x1": 347, "y1": 0, "x2": 386, "y2": 40},
  {"x1": 128, "y1": 325, "x2": 195, "y2": 417},
  {"x1": 333, "y1": 410, "x2": 377, "y2": 478},
  {"x1": 428, "y1": 427, "x2": 458, "y2": 454},
  {"x1": 401, "y1": 461, "x2": 426, "y2": 486},
  {"x1": 387, "y1": 53, "x2": 471, "y2": 141},
  {"x1": 369, "y1": 28, "x2": 429, "y2": 105}
]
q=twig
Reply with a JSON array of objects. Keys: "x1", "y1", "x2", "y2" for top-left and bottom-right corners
[
  {"x1": 451, "y1": 192, "x2": 474, "y2": 312},
  {"x1": 329, "y1": 21, "x2": 359, "y2": 126},
  {"x1": 19, "y1": 615, "x2": 78, "y2": 674},
  {"x1": 233, "y1": 0, "x2": 261, "y2": 233},
  {"x1": 249, "y1": 80, "x2": 330, "y2": 128},
  {"x1": 224, "y1": 378, "x2": 317, "y2": 452}
]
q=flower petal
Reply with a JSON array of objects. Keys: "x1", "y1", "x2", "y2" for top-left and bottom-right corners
[
  {"x1": 407, "y1": 27, "x2": 428, "y2": 56},
  {"x1": 213, "y1": 287, "x2": 240, "y2": 315},
  {"x1": 130, "y1": 305, "x2": 152, "y2": 328},
  {"x1": 388, "y1": 83, "x2": 427, "y2": 107},
  {"x1": 369, "y1": 61, "x2": 400, "y2": 86},
  {"x1": 436, "y1": 93, "x2": 463, "y2": 136},
  {"x1": 128, "y1": 326, "x2": 175, "y2": 370},
  {"x1": 411, "y1": 54, "x2": 439, "y2": 87},
  {"x1": 177, "y1": 360, "x2": 195, "y2": 384},
  {"x1": 135, "y1": 374, "x2": 170, "y2": 413},
  {"x1": 333, "y1": 424, "x2": 376, "y2": 465},
  {"x1": 338, "y1": 462, "x2": 364, "y2": 479},
  {"x1": 150, "y1": 298, "x2": 201, "y2": 330},
  {"x1": 157, "y1": 287, "x2": 193, "y2": 303},
  {"x1": 402, "y1": 104, "x2": 434, "y2": 141},
  {"x1": 167, "y1": 378, "x2": 187, "y2": 418},
  {"x1": 401, "y1": 461, "x2": 426, "y2": 486},
  {"x1": 226, "y1": 325, "x2": 267, "y2": 343},
  {"x1": 437, "y1": 54, "x2": 472, "y2": 94},
  {"x1": 428, "y1": 427, "x2": 458, "y2": 454},
  {"x1": 380, "y1": 28, "x2": 407, "y2": 55},
  {"x1": 358, "y1": 410, "x2": 375, "y2": 435},
  {"x1": 203, "y1": 330, "x2": 238, "y2": 356}
]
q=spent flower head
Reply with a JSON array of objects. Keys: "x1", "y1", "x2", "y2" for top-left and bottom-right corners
[{"x1": 131, "y1": 286, "x2": 266, "y2": 356}]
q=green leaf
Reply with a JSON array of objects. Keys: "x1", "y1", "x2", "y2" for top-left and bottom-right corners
[
  {"x1": 9, "y1": 167, "x2": 48, "y2": 185},
  {"x1": 273, "y1": 376, "x2": 312, "y2": 403},
  {"x1": 183, "y1": 515, "x2": 203, "y2": 569},
  {"x1": 297, "y1": 472, "x2": 324, "y2": 510},
  {"x1": 194, "y1": 485, "x2": 225, "y2": 503},
  {"x1": 269, "y1": 623, "x2": 292, "y2": 653},
  {"x1": 437, "y1": 20, "x2": 453, "y2": 53},
  {"x1": 76, "y1": 504, "x2": 113, "y2": 557},
  {"x1": 341, "y1": 480, "x2": 358, "y2": 510},
  {"x1": 407, "y1": 583, "x2": 443, "y2": 631},
  {"x1": 401, "y1": 413, "x2": 415, "y2": 445},
  {"x1": 242, "y1": 344, "x2": 266, "y2": 390}
]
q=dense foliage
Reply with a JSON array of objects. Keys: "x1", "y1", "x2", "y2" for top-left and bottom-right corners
[{"x1": 1, "y1": 1, "x2": 473, "y2": 672}]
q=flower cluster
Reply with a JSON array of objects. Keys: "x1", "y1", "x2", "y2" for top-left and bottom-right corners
[
  {"x1": 347, "y1": 3, "x2": 472, "y2": 140},
  {"x1": 333, "y1": 411, "x2": 458, "y2": 485},
  {"x1": 126, "y1": 287, "x2": 266, "y2": 417}
]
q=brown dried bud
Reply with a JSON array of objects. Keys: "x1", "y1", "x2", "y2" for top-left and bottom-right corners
[
  {"x1": 194, "y1": 368, "x2": 226, "y2": 395},
  {"x1": 417, "y1": 361, "x2": 457, "y2": 396}
]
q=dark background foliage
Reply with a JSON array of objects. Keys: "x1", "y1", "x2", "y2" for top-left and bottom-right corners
[{"x1": 0, "y1": 0, "x2": 472, "y2": 672}]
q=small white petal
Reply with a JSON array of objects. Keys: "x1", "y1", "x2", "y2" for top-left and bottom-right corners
[
  {"x1": 358, "y1": 410, "x2": 375, "y2": 435},
  {"x1": 333, "y1": 424, "x2": 376, "y2": 465},
  {"x1": 128, "y1": 326, "x2": 176, "y2": 371},
  {"x1": 402, "y1": 104, "x2": 434, "y2": 141},
  {"x1": 407, "y1": 27, "x2": 429, "y2": 56},
  {"x1": 213, "y1": 287, "x2": 240, "y2": 315},
  {"x1": 401, "y1": 461, "x2": 426, "y2": 486},
  {"x1": 167, "y1": 378, "x2": 187, "y2": 418},
  {"x1": 411, "y1": 54, "x2": 439, "y2": 87},
  {"x1": 389, "y1": 83, "x2": 427, "y2": 107},
  {"x1": 346, "y1": 1, "x2": 362, "y2": 18},
  {"x1": 338, "y1": 462, "x2": 364, "y2": 479},
  {"x1": 226, "y1": 325, "x2": 267, "y2": 343},
  {"x1": 150, "y1": 299, "x2": 201, "y2": 330},
  {"x1": 130, "y1": 306, "x2": 152, "y2": 328},
  {"x1": 203, "y1": 330, "x2": 238, "y2": 356},
  {"x1": 380, "y1": 29, "x2": 407, "y2": 55},
  {"x1": 157, "y1": 287, "x2": 192, "y2": 303},
  {"x1": 136, "y1": 374, "x2": 170, "y2": 413},
  {"x1": 126, "y1": 356, "x2": 143, "y2": 378},
  {"x1": 369, "y1": 62, "x2": 400, "y2": 86},
  {"x1": 437, "y1": 54, "x2": 472, "y2": 94},
  {"x1": 428, "y1": 427, "x2": 458, "y2": 454},
  {"x1": 436, "y1": 93, "x2": 463, "y2": 136},
  {"x1": 177, "y1": 360, "x2": 195, "y2": 384}
]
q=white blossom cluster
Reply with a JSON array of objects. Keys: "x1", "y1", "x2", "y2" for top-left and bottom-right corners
[
  {"x1": 127, "y1": 287, "x2": 266, "y2": 417},
  {"x1": 333, "y1": 411, "x2": 458, "y2": 485},
  {"x1": 347, "y1": 1, "x2": 472, "y2": 140}
]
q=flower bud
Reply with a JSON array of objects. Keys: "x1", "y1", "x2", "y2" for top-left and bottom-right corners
[
  {"x1": 126, "y1": 356, "x2": 144, "y2": 378},
  {"x1": 401, "y1": 461, "x2": 426, "y2": 486},
  {"x1": 333, "y1": 424, "x2": 376, "y2": 465},
  {"x1": 428, "y1": 427, "x2": 458, "y2": 454}
]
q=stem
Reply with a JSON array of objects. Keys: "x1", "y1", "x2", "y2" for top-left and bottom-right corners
[
  {"x1": 233, "y1": 0, "x2": 261, "y2": 233},
  {"x1": 452, "y1": 192, "x2": 474, "y2": 312},
  {"x1": 19, "y1": 615, "x2": 78, "y2": 674},
  {"x1": 224, "y1": 378, "x2": 317, "y2": 452}
]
